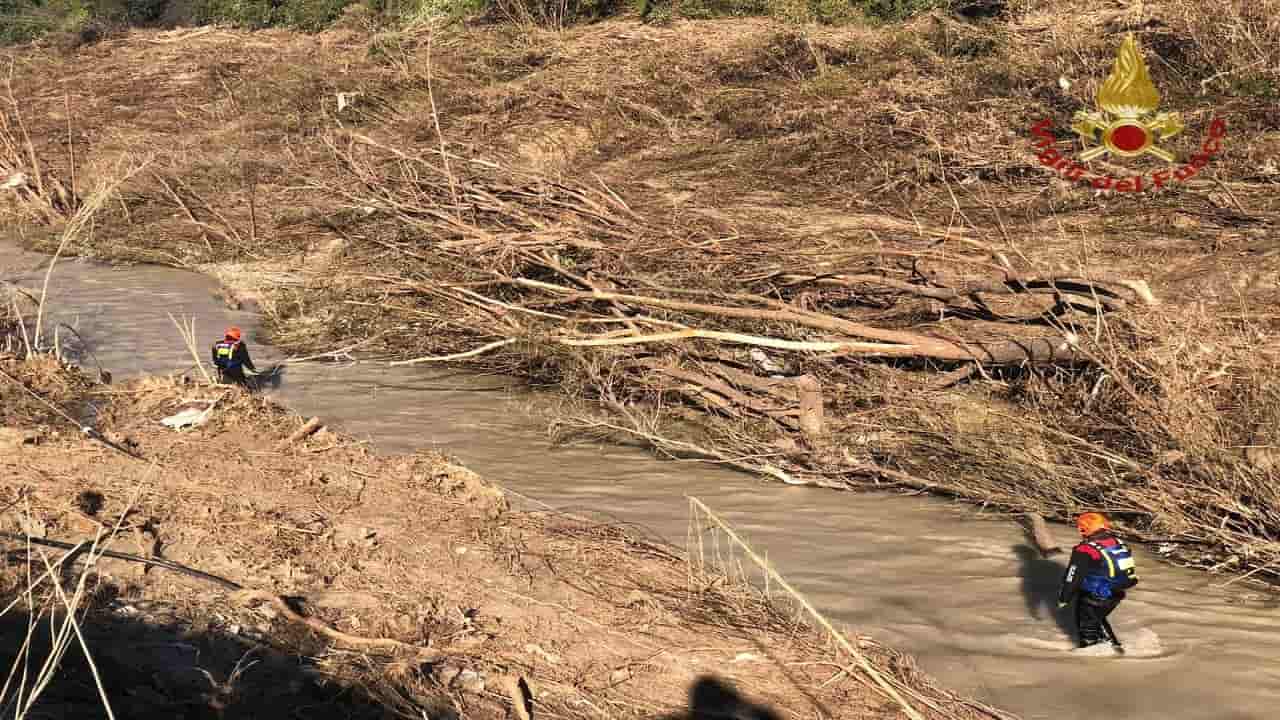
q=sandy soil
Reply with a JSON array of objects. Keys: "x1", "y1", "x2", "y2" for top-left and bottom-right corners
[{"x1": 0, "y1": 357, "x2": 1010, "y2": 719}]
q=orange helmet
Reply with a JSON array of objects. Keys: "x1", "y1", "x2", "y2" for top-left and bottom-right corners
[
  {"x1": 1076, "y1": 512, "x2": 1110, "y2": 537},
  {"x1": 225, "y1": 326, "x2": 242, "y2": 341}
]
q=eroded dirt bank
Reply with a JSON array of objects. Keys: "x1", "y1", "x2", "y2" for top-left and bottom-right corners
[{"x1": 0, "y1": 355, "x2": 1009, "y2": 720}]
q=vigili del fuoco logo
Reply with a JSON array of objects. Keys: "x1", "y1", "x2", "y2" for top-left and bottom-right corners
[{"x1": 1029, "y1": 33, "x2": 1227, "y2": 192}]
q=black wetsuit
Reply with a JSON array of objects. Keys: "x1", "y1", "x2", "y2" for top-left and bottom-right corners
[
  {"x1": 1058, "y1": 530, "x2": 1138, "y2": 647},
  {"x1": 211, "y1": 338, "x2": 256, "y2": 387}
]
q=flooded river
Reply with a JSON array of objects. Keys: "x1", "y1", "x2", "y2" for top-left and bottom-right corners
[{"x1": 4, "y1": 243, "x2": 1279, "y2": 720}]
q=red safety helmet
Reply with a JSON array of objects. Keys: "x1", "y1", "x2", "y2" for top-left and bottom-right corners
[
  {"x1": 225, "y1": 326, "x2": 242, "y2": 341},
  {"x1": 1076, "y1": 512, "x2": 1110, "y2": 537}
]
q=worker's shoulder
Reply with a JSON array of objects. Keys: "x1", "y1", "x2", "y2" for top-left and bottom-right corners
[{"x1": 1072, "y1": 541, "x2": 1103, "y2": 559}]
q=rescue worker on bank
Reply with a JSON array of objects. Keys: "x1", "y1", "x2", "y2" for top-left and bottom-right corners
[
  {"x1": 211, "y1": 326, "x2": 257, "y2": 388},
  {"x1": 1058, "y1": 512, "x2": 1139, "y2": 648}
]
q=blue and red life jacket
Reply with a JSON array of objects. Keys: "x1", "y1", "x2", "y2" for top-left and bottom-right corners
[
  {"x1": 213, "y1": 340, "x2": 242, "y2": 370},
  {"x1": 1080, "y1": 537, "x2": 1139, "y2": 599}
]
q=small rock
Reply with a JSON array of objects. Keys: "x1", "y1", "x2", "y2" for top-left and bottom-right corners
[{"x1": 456, "y1": 669, "x2": 485, "y2": 694}]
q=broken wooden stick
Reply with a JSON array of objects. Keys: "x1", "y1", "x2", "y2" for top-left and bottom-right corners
[
  {"x1": 231, "y1": 589, "x2": 438, "y2": 659},
  {"x1": 389, "y1": 337, "x2": 516, "y2": 366},
  {"x1": 277, "y1": 417, "x2": 323, "y2": 450},
  {"x1": 795, "y1": 374, "x2": 823, "y2": 441}
]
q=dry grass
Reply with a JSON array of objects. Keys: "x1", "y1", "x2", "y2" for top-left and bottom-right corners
[{"x1": 0, "y1": 490, "x2": 149, "y2": 720}]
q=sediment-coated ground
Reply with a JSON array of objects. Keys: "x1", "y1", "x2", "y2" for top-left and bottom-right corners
[{"x1": 0, "y1": 356, "x2": 1011, "y2": 719}]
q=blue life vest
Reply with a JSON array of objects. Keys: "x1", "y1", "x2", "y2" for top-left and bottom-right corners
[
  {"x1": 213, "y1": 340, "x2": 242, "y2": 370},
  {"x1": 1080, "y1": 539, "x2": 1139, "y2": 599}
]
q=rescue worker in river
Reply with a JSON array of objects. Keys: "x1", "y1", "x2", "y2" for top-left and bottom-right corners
[
  {"x1": 211, "y1": 326, "x2": 257, "y2": 388},
  {"x1": 1058, "y1": 512, "x2": 1139, "y2": 649}
]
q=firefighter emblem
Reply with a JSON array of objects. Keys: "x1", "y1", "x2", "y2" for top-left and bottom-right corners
[{"x1": 1071, "y1": 33, "x2": 1184, "y2": 162}]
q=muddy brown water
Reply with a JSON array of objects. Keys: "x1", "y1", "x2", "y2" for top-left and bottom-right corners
[{"x1": 4, "y1": 243, "x2": 1280, "y2": 720}]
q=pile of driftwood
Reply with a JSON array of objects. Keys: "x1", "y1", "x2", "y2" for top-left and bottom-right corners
[
  {"x1": 297, "y1": 132, "x2": 1280, "y2": 590},
  {"x1": 307, "y1": 131, "x2": 1156, "y2": 452}
]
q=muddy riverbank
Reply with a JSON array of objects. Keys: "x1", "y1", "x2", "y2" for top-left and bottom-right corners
[
  {"x1": 5, "y1": 237, "x2": 1280, "y2": 720},
  {"x1": 3, "y1": 354, "x2": 1012, "y2": 720}
]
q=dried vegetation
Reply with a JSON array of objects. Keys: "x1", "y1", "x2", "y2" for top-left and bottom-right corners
[{"x1": 1, "y1": 1, "x2": 1279, "y2": 583}]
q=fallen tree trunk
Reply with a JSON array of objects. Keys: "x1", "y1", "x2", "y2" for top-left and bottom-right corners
[
  {"x1": 772, "y1": 273, "x2": 1157, "y2": 311},
  {"x1": 513, "y1": 279, "x2": 1084, "y2": 364}
]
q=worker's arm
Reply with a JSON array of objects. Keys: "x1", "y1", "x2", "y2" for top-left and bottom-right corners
[
  {"x1": 1057, "y1": 544, "x2": 1098, "y2": 606},
  {"x1": 236, "y1": 343, "x2": 257, "y2": 372},
  {"x1": 210, "y1": 343, "x2": 218, "y2": 365}
]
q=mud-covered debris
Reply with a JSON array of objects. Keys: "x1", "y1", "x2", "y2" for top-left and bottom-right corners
[
  {"x1": 525, "y1": 643, "x2": 561, "y2": 665},
  {"x1": 433, "y1": 466, "x2": 509, "y2": 520},
  {"x1": 18, "y1": 514, "x2": 48, "y2": 538},
  {"x1": 76, "y1": 489, "x2": 105, "y2": 516},
  {"x1": 103, "y1": 430, "x2": 138, "y2": 449},
  {"x1": 161, "y1": 403, "x2": 217, "y2": 429},
  {"x1": 435, "y1": 663, "x2": 462, "y2": 687},
  {"x1": 1026, "y1": 513, "x2": 1063, "y2": 556},
  {"x1": 0, "y1": 426, "x2": 42, "y2": 448},
  {"x1": 505, "y1": 675, "x2": 534, "y2": 720},
  {"x1": 277, "y1": 417, "x2": 324, "y2": 450},
  {"x1": 1245, "y1": 446, "x2": 1279, "y2": 473},
  {"x1": 623, "y1": 590, "x2": 656, "y2": 609},
  {"x1": 333, "y1": 523, "x2": 379, "y2": 548}
]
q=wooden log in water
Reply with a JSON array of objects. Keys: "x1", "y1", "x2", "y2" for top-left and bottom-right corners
[{"x1": 1026, "y1": 513, "x2": 1063, "y2": 556}]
